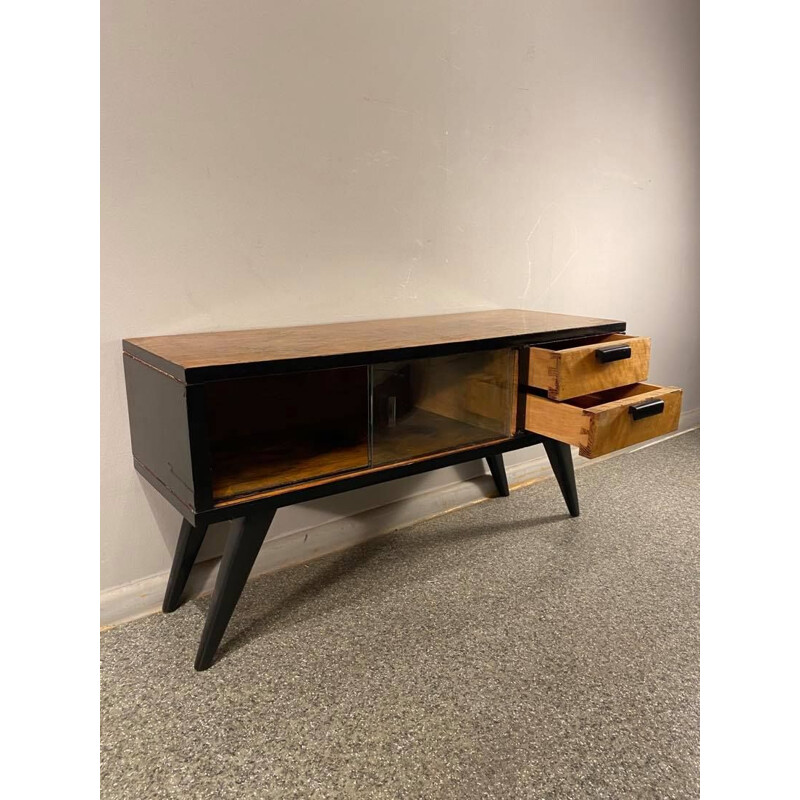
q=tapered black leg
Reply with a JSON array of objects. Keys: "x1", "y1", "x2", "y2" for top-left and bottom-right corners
[
  {"x1": 486, "y1": 453, "x2": 510, "y2": 497},
  {"x1": 194, "y1": 508, "x2": 276, "y2": 671},
  {"x1": 163, "y1": 519, "x2": 209, "y2": 613},
  {"x1": 543, "y1": 438, "x2": 580, "y2": 517}
]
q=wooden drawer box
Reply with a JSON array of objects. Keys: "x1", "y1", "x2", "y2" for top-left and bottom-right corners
[
  {"x1": 524, "y1": 383, "x2": 682, "y2": 459},
  {"x1": 527, "y1": 333, "x2": 651, "y2": 400}
]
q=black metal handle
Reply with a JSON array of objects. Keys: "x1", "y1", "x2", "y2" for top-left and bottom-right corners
[
  {"x1": 628, "y1": 398, "x2": 665, "y2": 421},
  {"x1": 595, "y1": 344, "x2": 632, "y2": 364}
]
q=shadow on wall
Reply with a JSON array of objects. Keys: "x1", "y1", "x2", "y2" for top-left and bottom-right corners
[{"x1": 144, "y1": 459, "x2": 485, "y2": 569}]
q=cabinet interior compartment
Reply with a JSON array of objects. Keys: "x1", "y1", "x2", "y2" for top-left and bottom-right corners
[
  {"x1": 371, "y1": 348, "x2": 516, "y2": 466},
  {"x1": 203, "y1": 348, "x2": 518, "y2": 504},
  {"x1": 205, "y1": 366, "x2": 370, "y2": 501}
]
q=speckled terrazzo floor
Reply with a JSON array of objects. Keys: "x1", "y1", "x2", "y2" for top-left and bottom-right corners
[{"x1": 101, "y1": 430, "x2": 700, "y2": 800}]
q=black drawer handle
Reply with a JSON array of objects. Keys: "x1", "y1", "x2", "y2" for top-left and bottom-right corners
[
  {"x1": 629, "y1": 398, "x2": 665, "y2": 421},
  {"x1": 595, "y1": 344, "x2": 632, "y2": 363}
]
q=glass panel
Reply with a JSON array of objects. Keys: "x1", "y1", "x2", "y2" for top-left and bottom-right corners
[
  {"x1": 206, "y1": 367, "x2": 369, "y2": 501},
  {"x1": 371, "y1": 348, "x2": 515, "y2": 467}
]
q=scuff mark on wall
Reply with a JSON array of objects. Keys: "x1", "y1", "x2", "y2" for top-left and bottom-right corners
[
  {"x1": 362, "y1": 96, "x2": 412, "y2": 115},
  {"x1": 438, "y1": 55, "x2": 463, "y2": 71},
  {"x1": 521, "y1": 212, "x2": 544, "y2": 299},
  {"x1": 520, "y1": 202, "x2": 579, "y2": 301},
  {"x1": 594, "y1": 167, "x2": 652, "y2": 190},
  {"x1": 544, "y1": 247, "x2": 579, "y2": 298}
]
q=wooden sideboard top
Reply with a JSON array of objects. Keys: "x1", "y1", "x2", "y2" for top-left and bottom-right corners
[{"x1": 124, "y1": 308, "x2": 625, "y2": 383}]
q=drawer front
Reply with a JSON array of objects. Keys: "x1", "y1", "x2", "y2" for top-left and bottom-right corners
[
  {"x1": 524, "y1": 383, "x2": 682, "y2": 458},
  {"x1": 526, "y1": 334, "x2": 651, "y2": 400}
]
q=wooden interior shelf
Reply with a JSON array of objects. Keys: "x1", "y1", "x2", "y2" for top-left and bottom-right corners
[
  {"x1": 211, "y1": 431, "x2": 370, "y2": 501},
  {"x1": 371, "y1": 407, "x2": 506, "y2": 466}
]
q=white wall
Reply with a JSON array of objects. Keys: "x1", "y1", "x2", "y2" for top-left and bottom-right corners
[{"x1": 101, "y1": 1, "x2": 699, "y2": 601}]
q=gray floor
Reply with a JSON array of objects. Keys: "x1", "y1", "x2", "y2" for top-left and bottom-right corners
[{"x1": 101, "y1": 431, "x2": 699, "y2": 800}]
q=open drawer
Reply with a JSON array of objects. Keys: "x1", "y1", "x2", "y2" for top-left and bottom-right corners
[
  {"x1": 527, "y1": 333, "x2": 651, "y2": 400},
  {"x1": 524, "y1": 382, "x2": 682, "y2": 458}
]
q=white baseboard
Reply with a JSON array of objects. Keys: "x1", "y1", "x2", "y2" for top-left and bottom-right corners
[{"x1": 101, "y1": 407, "x2": 699, "y2": 629}]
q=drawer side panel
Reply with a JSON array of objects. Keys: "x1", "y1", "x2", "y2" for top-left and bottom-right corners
[{"x1": 524, "y1": 393, "x2": 591, "y2": 449}]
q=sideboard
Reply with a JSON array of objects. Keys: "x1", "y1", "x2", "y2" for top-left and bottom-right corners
[{"x1": 123, "y1": 309, "x2": 682, "y2": 670}]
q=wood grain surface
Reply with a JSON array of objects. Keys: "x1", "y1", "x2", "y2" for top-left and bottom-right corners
[
  {"x1": 372, "y1": 407, "x2": 503, "y2": 467},
  {"x1": 526, "y1": 333, "x2": 651, "y2": 400},
  {"x1": 524, "y1": 382, "x2": 682, "y2": 458},
  {"x1": 411, "y1": 349, "x2": 516, "y2": 436},
  {"x1": 212, "y1": 432, "x2": 370, "y2": 500},
  {"x1": 211, "y1": 433, "x2": 513, "y2": 509},
  {"x1": 124, "y1": 309, "x2": 624, "y2": 379}
]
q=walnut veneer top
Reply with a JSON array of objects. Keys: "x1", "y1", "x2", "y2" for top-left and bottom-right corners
[{"x1": 124, "y1": 309, "x2": 625, "y2": 382}]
